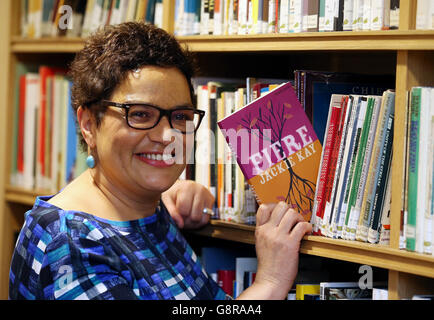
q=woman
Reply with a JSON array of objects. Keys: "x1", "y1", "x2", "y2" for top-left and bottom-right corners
[{"x1": 9, "y1": 22, "x2": 311, "y2": 300}]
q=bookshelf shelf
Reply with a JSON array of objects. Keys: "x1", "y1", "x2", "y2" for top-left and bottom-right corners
[
  {"x1": 192, "y1": 221, "x2": 434, "y2": 279},
  {"x1": 10, "y1": 30, "x2": 434, "y2": 53},
  {"x1": 178, "y1": 30, "x2": 434, "y2": 52}
]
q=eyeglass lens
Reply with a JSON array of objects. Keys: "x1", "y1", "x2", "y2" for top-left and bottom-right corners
[{"x1": 127, "y1": 105, "x2": 199, "y2": 132}]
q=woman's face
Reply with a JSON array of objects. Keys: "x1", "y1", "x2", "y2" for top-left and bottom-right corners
[{"x1": 93, "y1": 66, "x2": 193, "y2": 196}]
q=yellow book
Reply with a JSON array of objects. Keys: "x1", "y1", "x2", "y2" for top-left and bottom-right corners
[{"x1": 295, "y1": 284, "x2": 320, "y2": 300}]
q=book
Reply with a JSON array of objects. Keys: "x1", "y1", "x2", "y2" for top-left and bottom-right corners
[
  {"x1": 295, "y1": 284, "x2": 320, "y2": 300},
  {"x1": 314, "y1": 94, "x2": 343, "y2": 235},
  {"x1": 406, "y1": 87, "x2": 422, "y2": 252},
  {"x1": 235, "y1": 257, "x2": 257, "y2": 298},
  {"x1": 218, "y1": 82, "x2": 322, "y2": 222},
  {"x1": 346, "y1": 95, "x2": 382, "y2": 240},
  {"x1": 320, "y1": 281, "x2": 386, "y2": 300},
  {"x1": 356, "y1": 90, "x2": 395, "y2": 242}
]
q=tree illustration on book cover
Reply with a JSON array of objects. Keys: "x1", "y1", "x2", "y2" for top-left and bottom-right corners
[{"x1": 218, "y1": 82, "x2": 322, "y2": 221}]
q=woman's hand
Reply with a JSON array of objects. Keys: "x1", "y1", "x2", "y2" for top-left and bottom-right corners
[
  {"x1": 238, "y1": 202, "x2": 312, "y2": 300},
  {"x1": 161, "y1": 180, "x2": 215, "y2": 229}
]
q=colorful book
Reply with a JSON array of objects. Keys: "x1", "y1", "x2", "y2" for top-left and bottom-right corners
[
  {"x1": 406, "y1": 87, "x2": 422, "y2": 252},
  {"x1": 218, "y1": 82, "x2": 322, "y2": 222},
  {"x1": 356, "y1": 90, "x2": 395, "y2": 242},
  {"x1": 315, "y1": 94, "x2": 343, "y2": 235}
]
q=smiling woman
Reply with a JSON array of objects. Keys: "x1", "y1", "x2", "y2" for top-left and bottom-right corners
[{"x1": 8, "y1": 22, "x2": 312, "y2": 301}]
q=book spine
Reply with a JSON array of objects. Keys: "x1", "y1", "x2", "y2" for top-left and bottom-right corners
[
  {"x1": 340, "y1": 96, "x2": 366, "y2": 238},
  {"x1": 318, "y1": 0, "x2": 326, "y2": 31},
  {"x1": 343, "y1": 96, "x2": 371, "y2": 239},
  {"x1": 367, "y1": 113, "x2": 394, "y2": 244},
  {"x1": 406, "y1": 87, "x2": 421, "y2": 252},
  {"x1": 313, "y1": 101, "x2": 341, "y2": 235},
  {"x1": 321, "y1": 95, "x2": 344, "y2": 235},
  {"x1": 416, "y1": 87, "x2": 431, "y2": 253},
  {"x1": 307, "y1": 0, "x2": 319, "y2": 32},
  {"x1": 326, "y1": 95, "x2": 349, "y2": 238},
  {"x1": 342, "y1": 0, "x2": 353, "y2": 31},
  {"x1": 290, "y1": 0, "x2": 302, "y2": 33},
  {"x1": 279, "y1": 0, "x2": 289, "y2": 33},
  {"x1": 329, "y1": 95, "x2": 354, "y2": 237},
  {"x1": 356, "y1": 91, "x2": 394, "y2": 242},
  {"x1": 378, "y1": 172, "x2": 392, "y2": 245},
  {"x1": 426, "y1": 88, "x2": 434, "y2": 254},
  {"x1": 349, "y1": 95, "x2": 381, "y2": 240}
]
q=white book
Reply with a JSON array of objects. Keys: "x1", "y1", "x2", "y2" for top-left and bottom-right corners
[
  {"x1": 352, "y1": 0, "x2": 363, "y2": 31},
  {"x1": 228, "y1": 0, "x2": 238, "y2": 35},
  {"x1": 336, "y1": 95, "x2": 362, "y2": 238},
  {"x1": 154, "y1": 1, "x2": 164, "y2": 28},
  {"x1": 174, "y1": 0, "x2": 184, "y2": 35},
  {"x1": 238, "y1": 0, "x2": 248, "y2": 35},
  {"x1": 431, "y1": 89, "x2": 434, "y2": 256},
  {"x1": 279, "y1": 0, "x2": 290, "y2": 33},
  {"x1": 416, "y1": 87, "x2": 431, "y2": 253},
  {"x1": 361, "y1": 0, "x2": 371, "y2": 31},
  {"x1": 330, "y1": 95, "x2": 357, "y2": 238},
  {"x1": 416, "y1": 0, "x2": 431, "y2": 30},
  {"x1": 194, "y1": 85, "x2": 211, "y2": 190},
  {"x1": 342, "y1": 0, "x2": 354, "y2": 31},
  {"x1": 323, "y1": 0, "x2": 334, "y2": 31},
  {"x1": 342, "y1": 96, "x2": 367, "y2": 239},
  {"x1": 320, "y1": 94, "x2": 344, "y2": 236},
  {"x1": 23, "y1": 73, "x2": 40, "y2": 190},
  {"x1": 89, "y1": 0, "x2": 104, "y2": 34},
  {"x1": 348, "y1": 95, "x2": 381, "y2": 240},
  {"x1": 267, "y1": 0, "x2": 276, "y2": 33},
  {"x1": 370, "y1": 0, "x2": 386, "y2": 30},
  {"x1": 119, "y1": 0, "x2": 130, "y2": 23},
  {"x1": 125, "y1": 0, "x2": 137, "y2": 22},
  {"x1": 200, "y1": 0, "x2": 210, "y2": 35},
  {"x1": 235, "y1": 257, "x2": 257, "y2": 298},
  {"x1": 423, "y1": 88, "x2": 434, "y2": 254},
  {"x1": 290, "y1": 0, "x2": 303, "y2": 33}
]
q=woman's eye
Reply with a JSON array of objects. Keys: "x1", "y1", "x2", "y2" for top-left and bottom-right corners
[{"x1": 173, "y1": 111, "x2": 193, "y2": 121}]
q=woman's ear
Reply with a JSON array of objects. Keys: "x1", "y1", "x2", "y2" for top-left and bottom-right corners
[{"x1": 77, "y1": 106, "x2": 97, "y2": 149}]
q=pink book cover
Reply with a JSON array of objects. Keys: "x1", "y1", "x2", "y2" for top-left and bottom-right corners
[{"x1": 218, "y1": 82, "x2": 322, "y2": 221}]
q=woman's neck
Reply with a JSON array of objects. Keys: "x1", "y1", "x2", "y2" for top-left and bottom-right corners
[
  {"x1": 49, "y1": 169, "x2": 161, "y2": 222},
  {"x1": 86, "y1": 169, "x2": 161, "y2": 221}
]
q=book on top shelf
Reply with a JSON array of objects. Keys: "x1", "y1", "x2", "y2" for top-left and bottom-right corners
[{"x1": 218, "y1": 82, "x2": 322, "y2": 222}]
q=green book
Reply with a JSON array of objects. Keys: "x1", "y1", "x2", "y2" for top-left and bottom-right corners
[
  {"x1": 406, "y1": 87, "x2": 422, "y2": 252},
  {"x1": 344, "y1": 96, "x2": 375, "y2": 237}
]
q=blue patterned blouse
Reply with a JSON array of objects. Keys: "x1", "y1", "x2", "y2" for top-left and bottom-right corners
[{"x1": 9, "y1": 195, "x2": 227, "y2": 300}]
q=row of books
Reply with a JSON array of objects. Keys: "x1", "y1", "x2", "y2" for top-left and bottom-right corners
[
  {"x1": 21, "y1": 0, "x2": 163, "y2": 38},
  {"x1": 200, "y1": 247, "x2": 257, "y2": 298},
  {"x1": 175, "y1": 0, "x2": 401, "y2": 36},
  {"x1": 402, "y1": 86, "x2": 434, "y2": 255},
  {"x1": 193, "y1": 76, "x2": 288, "y2": 224},
  {"x1": 311, "y1": 90, "x2": 395, "y2": 245},
  {"x1": 195, "y1": 70, "x2": 395, "y2": 226},
  {"x1": 291, "y1": 283, "x2": 434, "y2": 300},
  {"x1": 291, "y1": 282, "x2": 388, "y2": 300},
  {"x1": 9, "y1": 64, "x2": 87, "y2": 192}
]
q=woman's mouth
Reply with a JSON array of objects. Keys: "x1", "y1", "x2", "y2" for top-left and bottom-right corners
[{"x1": 135, "y1": 152, "x2": 176, "y2": 167}]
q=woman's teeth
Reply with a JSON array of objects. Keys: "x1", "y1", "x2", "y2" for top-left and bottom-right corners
[{"x1": 141, "y1": 153, "x2": 174, "y2": 161}]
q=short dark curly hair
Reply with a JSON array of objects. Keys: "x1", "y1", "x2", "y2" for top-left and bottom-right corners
[{"x1": 69, "y1": 22, "x2": 197, "y2": 151}]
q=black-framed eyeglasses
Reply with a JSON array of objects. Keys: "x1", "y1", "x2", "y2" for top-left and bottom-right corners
[{"x1": 100, "y1": 100, "x2": 205, "y2": 134}]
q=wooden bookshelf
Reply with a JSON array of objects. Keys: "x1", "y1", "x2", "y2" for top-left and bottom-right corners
[{"x1": 1, "y1": 0, "x2": 433, "y2": 300}]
